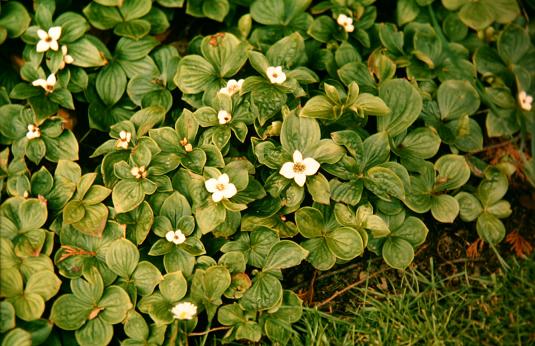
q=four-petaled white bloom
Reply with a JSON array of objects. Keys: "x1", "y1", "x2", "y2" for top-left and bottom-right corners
[
  {"x1": 266, "y1": 66, "x2": 286, "y2": 84},
  {"x1": 171, "y1": 302, "x2": 197, "y2": 320},
  {"x1": 519, "y1": 91, "x2": 533, "y2": 111},
  {"x1": 131, "y1": 166, "x2": 147, "y2": 179},
  {"x1": 26, "y1": 124, "x2": 41, "y2": 140},
  {"x1": 205, "y1": 173, "x2": 237, "y2": 202},
  {"x1": 32, "y1": 74, "x2": 56, "y2": 93},
  {"x1": 59, "y1": 45, "x2": 74, "y2": 69},
  {"x1": 279, "y1": 150, "x2": 320, "y2": 187},
  {"x1": 218, "y1": 110, "x2": 232, "y2": 125},
  {"x1": 165, "y1": 229, "x2": 186, "y2": 245},
  {"x1": 36, "y1": 26, "x2": 62, "y2": 52},
  {"x1": 116, "y1": 130, "x2": 132, "y2": 149},
  {"x1": 219, "y1": 79, "x2": 244, "y2": 96},
  {"x1": 337, "y1": 14, "x2": 354, "y2": 33}
]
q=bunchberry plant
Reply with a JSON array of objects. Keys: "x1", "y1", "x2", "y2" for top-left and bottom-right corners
[{"x1": 0, "y1": 0, "x2": 533, "y2": 344}]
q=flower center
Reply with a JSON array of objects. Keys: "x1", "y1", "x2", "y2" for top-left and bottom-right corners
[
  {"x1": 46, "y1": 84, "x2": 54, "y2": 91},
  {"x1": 45, "y1": 37, "x2": 52, "y2": 42},
  {"x1": 272, "y1": 72, "x2": 278, "y2": 78},
  {"x1": 216, "y1": 183, "x2": 226, "y2": 191},
  {"x1": 293, "y1": 163, "x2": 306, "y2": 173}
]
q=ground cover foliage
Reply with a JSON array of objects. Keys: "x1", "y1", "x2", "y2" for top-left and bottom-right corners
[{"x1": 0, "y1": 0, "x2": 534, "y2": 344}]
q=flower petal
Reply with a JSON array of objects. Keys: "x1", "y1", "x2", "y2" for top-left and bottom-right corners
[
  {"x1": 32, "y1": 79, "x2": 46, "y2": 87},
  {"x1": 292, "y1": 150, "x2": 303, "y2": 163},
  {"x1": 165, "y1": 231, "x2": 175, "y2": 242},
  {"x1": 36, "y1": 40, "x2": 49, "y2": 52},
  {"x1": 212, "y1": 190, "x2": 224, "y2": 203},
  {"x1": 37, "y1": 29, "x2": 48, "y2": 40},
  {"x1": 280, "y1": 162, "x2": 296, "y2": 179},
  {"x1": 49, "y1": 40, "x2": 59, "y2": 51},
  {"x1": 205, "y1": 178, "x2": 218, "y2": 193},
  {"x1": 219, "y1": 173, "x2": 229, "y2": 184},
  {"x1": 46, "y1": 74, "x2": 57, "y2": 86},
  {"x1": 294, "y1": 173, "x2": 306, "y2": 187},
  {"x1": 223, "y1": 183, "x2": 237, "y2": 199},
  {"x1": 303, "y1": 157, "x2": 320, "y2": 175},
  {"x1": 48, "y1": 26, "x2": 62, "y2": 40}
]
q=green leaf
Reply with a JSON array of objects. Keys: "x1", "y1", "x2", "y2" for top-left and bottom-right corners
[
  {"x1": 83, "y1": 3, "x2": 122, "y2": 30},
  {"x1": 119, "y1": 0, "x2": 152, "y2": 21},
  {"x1": 434, "y1": 154, "x2": 470, "y2": 191},
  {"x1": 202, "y1": 0, "x2": 230, "y2": 22},
  {"x1": 54, "y1": 12, "x2": 89, "y2": 42},
  {"x1": 9, "y1": 293, "x2": 44, "y2": 321},
  {"x1": 280, "y1": 112, "x2": 320, "y2": 153},
  {"x1": 25, "y1": 271, "x2": 61, "y2": 301},
  {"x1": 68, "y1": 37, "x2": 108, "y2": 68},
  {"x1": 326, "y1": 227, "x2": 364, "y2": 260},
  {"x1": 455, "y1": 192, "x2": 483, "y2": 222},
  {"x1": 160, "y1": 271, "x2": 187, "y2": 302},
  {"x1": 263, "y1": 240, "x2": 308, "y2": 271},
  {"x1": 430, "y1": 194, "x2": 459, "y2": 223},
  {"x1": 300, "y1": 95, "x2": 335, "y2": 120},
  {"x1": 124, "y1": 310, "x2": 149, "y2": 341},
  {"x1": 19, "y1": 198, "x2": 47, "y2": 230},
  {"x1": 301, "y1": 237, "x2": 336, "y2": 270},
  {"x1": 266, "y1": 32, "x2": 306, "y2": 69},
  {"x1": 132, "y1": 261, "x2": 162, "y2": 296},
  {"x1": 378, "y1": 79, "x2": 422, "y2": 137},
  {"x1": 0, "y1": 268, "x2": 23, "y2": 298},
  {"x1": 63, "y1": 200, "x2": 86, "y2": 225},
  {"x1": 106, "y1": 239, "x2": 140, "y2": 278},
  {"x1": 112, "y1": 179, "x2": 145, "y2": 214},
  {"x1": 2, "y1": 328, "x2": 32, "y2": 346},
  {"x1": 295, "y1": 207, "x2": 324, "y2": 238},
  {"x1": 352, "y1": 93, "x2": 390, "y2": 117},
  {"x1": 437, "y1": 80, "x2": 480, "y2": 120},
  {"x1": 43, "y1": 130, "x2": 79, "y2": 162},
  {"x1": 459, "y1": 1, "x2": 494, "y2": 30},
  {"x1": 240, "y1": 272, "x2": 282, "y2": 311},
  {"x1": 0, "y1": 2, "x2": 31, "y2": 39},
  {"x1": 477, "y1": 169, "x2": 508, "y2": 206},
  {"x1": 196, "y1": 203, "x2": 226, "y2": 233},
  {"x1": 116, "y1": 36, "x2": 159, "y2": 61},
  {"x1": 393, "y1": 216, "x2": 428, "y2": 247},
  {"x1": 365, "y1": 167, "x2": 404, "y2": 201},
  {"x1": 75, "y1": 317, "x2": 113, "y2": 346},
  {"x1": 114, "y1": 19, "x2": 151, "y2": 40},
  {"x1": 98, "y1": 285, "x2": 132, "y2": 324},
  {"x1": 174, "y1": 55, "x2": 217, "y2": 94},
  {"x1": 397, "y1": 127, "x2": 441, "y2": 159},
  {"x1": 0, "y1": 301, "x2": 15, "y2": 333},
  {"x1": 306, "y1": 173, "x2": 330, "y2": 204},
  {"x1": 476, "y1": 212, "x2": 506, "y2": 244},
  {"x1": 382, "y1": 237, "x2": 414, "y2": 269},
  {"x1": 96, "y1": 62, "x2": 127, "y2": 106}
]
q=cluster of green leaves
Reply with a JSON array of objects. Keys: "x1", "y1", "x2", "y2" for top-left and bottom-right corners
[{"x1": 0, "y1": 0, "x2": 533, "y2": 344}]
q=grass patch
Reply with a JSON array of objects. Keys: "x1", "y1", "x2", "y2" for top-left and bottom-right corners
[{"x1": 292, "y1": 256, "x2": 535, "y2": 345}]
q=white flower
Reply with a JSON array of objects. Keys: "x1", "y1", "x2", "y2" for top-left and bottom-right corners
[
  {"x1": 26, "y1": 124, "x2": 41, "y2": 140},
  {"x1": 36, "y1": 26, "x2": 62, "y2": 53},
  {"x1": 205, "y1": 173, "x2": 237, "y2": 202},
  {"x1": 279, "y1": 150, "x2": 320, "y2": 187},
  {"x1": 116, "y1": 130, "x2": 132, "y2": 149},
  {"x1": 219, "y1": 79, "x2": 244, "y2": 96},
  {"x1": 171, "y1": 302, "x2": 197, "y2": 320},
  {"x1": 218, "y1": 110, "x2": 232, "y2": 125},
  {"x1": 59, "y1": 45, "x2": 74, "y2": 69},
  {"x1": 130, "y1": 166, "x2": 147, "y2": 179},
  {"x1": 266, "y1": 66, "x2": 286, "y2": 84},
  {"x1": 165, "y1": 229, "x2": 186, "y2": 245},
  {"x1": 337, "y1": 14, "x2": 354, "y2": 33},
  {"x1": 32, "y1": 74, "x2": 56, "y2": 93},
  {"x1": 519, "y1": 91, "x2": 533, "y2": 111}
]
